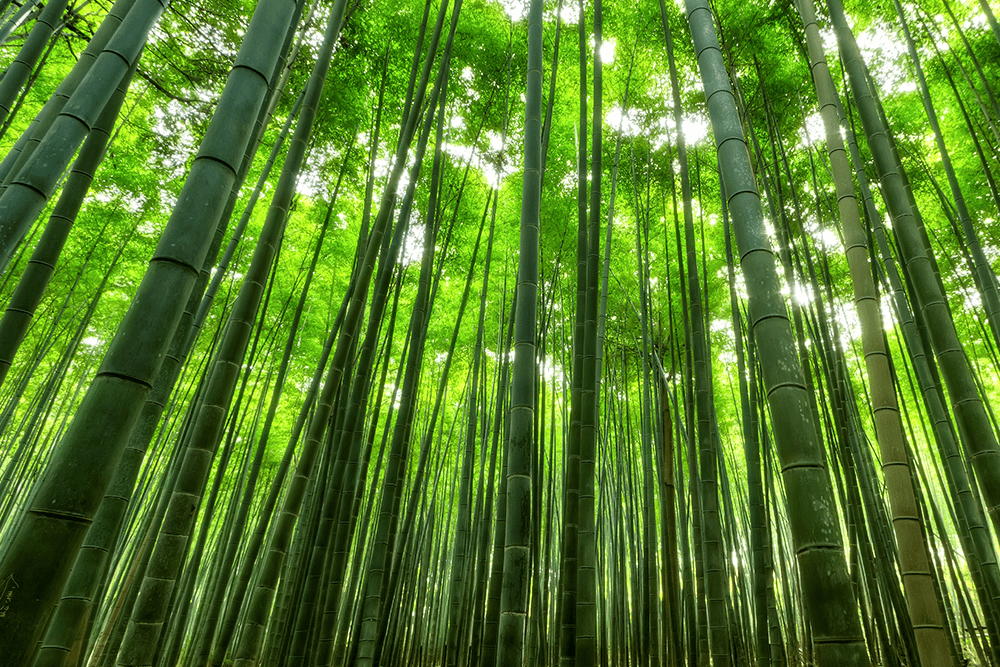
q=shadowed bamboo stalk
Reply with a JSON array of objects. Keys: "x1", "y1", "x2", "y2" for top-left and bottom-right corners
[
  {"x1": 226, "y1": 6, "x2": 458, "y2": 666},
  {"x1": 683, "y1": 0, "x2": 869, "y2": 663},
  {"x1": 0, "y1": 2, "x2": 295, "y2": 662},
  {"x1": 114, "y1": 4, "x2": 347, "y2": 663},
  {"x1": 0, "y1": 0, "x2": 70, "y2": 130},
  {"x1": 0, "y1": 0, "x2": 166, "y2": 273},
  {"x1": 0, "y1": 0, "x2": 137, "y2": 187},
  {"x1": 795, "y1": 1, "x2": 954, "y2": 664},
  {"x1": 0, "y1": 53, "x2": 138, "y2": 391},
  {"x1": 827, "y1": 0, "x2": 1000, "y2": 551},
  {"x1": 497, "y1": 0, "x2": 541, "y2": 664}
]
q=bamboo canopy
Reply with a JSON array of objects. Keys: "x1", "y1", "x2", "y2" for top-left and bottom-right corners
[{"x1": 0, "y1": 0, "x2": 999, "y2": 665}]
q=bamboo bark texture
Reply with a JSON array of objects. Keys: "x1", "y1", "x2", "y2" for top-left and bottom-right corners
[
  {"x1": 683, "y1": 0, "x2": 869, "y2": 664},
  {"x1": 796, "y1": 1, "x2": 954, "y2": 664},
  {"x1": 497, "y1": 0, "x2": 541, "y2": 663},
  {"x1": 0, "y1": 1, "x2": 296, "y2": 662}
]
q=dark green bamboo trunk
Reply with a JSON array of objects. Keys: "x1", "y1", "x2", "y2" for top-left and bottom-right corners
[
  {"x1": 0, "y1": 2, "x2": 295, "y2": 661},
  {"x1": 0, "y1": 0, "x2": 165, "y2": 272},
  {"x1": 829, "y1": 0, "x2": 1000, "y2": 557},
  {"x1": 683, "y1": 0, "x2": 869, "y2": 663},
  {"x1": 0, "y1": 0, "x2": 70, "y2": 129},
  {"x1": 497, "y1": 0, "x2": 541, "y2": 662}
]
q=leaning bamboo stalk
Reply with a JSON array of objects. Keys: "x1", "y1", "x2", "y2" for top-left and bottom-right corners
[
  {"x1": 795, "y1": 1, "x2": 954, "y2": 663},
  {"x1": 0, "y1": 1, "x2": 296, "y2": 661},
  {"x1": 683, "y1": 0, "x2": 868, "y2": 663}
]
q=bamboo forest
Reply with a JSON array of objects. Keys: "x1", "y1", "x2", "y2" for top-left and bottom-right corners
[{"x1": 3, "y1": 0, "x2": 1000, "y2": 664}]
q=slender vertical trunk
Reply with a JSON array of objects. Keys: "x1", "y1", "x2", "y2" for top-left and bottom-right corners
[
  {"x1": 683, "y1": 0, "x2": 869, "y2": 663},
  {"x1": 796, "y1": 1, "x2": 954, "y2": 663},
  {"x1": 496, "y1": 0, "x2": 541, "y2": 663}
]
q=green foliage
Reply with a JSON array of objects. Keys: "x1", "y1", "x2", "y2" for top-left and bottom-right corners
[{"x1": 0, "y1": 0, "x2": 998, "y2": 661}]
